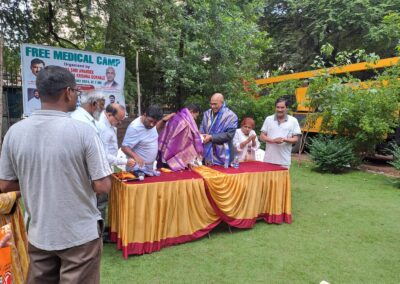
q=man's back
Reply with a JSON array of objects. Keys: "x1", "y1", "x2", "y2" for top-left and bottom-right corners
[{"x1": 0, "y1": 110, "x2": 110, "y2": 250}]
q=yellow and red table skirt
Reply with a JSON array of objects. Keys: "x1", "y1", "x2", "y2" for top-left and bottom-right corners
[{"x1": 109, "y1": 161, "x2": 291, "y2": 258}]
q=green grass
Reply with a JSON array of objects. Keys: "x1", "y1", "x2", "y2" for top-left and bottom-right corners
[{"x1": 101, "y1": 162, "x2": 400, "y2": 283}]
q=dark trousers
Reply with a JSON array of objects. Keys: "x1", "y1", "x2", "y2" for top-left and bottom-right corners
[
  {"x1": 97, "y1": 193, "x2": 108, "y2": 233},
  {"x1": 27, "y1": 236, "x2": 102, "y2": 284}
]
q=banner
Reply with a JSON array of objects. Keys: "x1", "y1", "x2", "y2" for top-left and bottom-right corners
[{"x1": 21, "y1": 43, "x2": 126, "y2": 116}]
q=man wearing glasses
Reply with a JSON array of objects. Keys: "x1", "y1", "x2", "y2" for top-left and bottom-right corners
[
  {"x1": 0, "y1": 66, "x2": 111, "y2": 283},
  {"x1": 70, "y1": 90, "x2": 105, "y2": 134},
  {"x1": 98, "y1": 103, "x2": 135, "y2": 169},
  {"x1": 97, "y1": 103, "x2": 135, "y2": 242}
]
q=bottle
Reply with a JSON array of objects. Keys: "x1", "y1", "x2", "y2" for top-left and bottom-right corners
[
  {"x1": 232, "y1": 153, "x2": 240, "y2": 169},
  {"x1": 224, "y1": 145, "x2": 230, "y2": 168}
]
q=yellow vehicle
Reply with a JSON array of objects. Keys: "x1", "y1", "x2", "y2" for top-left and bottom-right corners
[{"x1": 255, "y1": 57, "x2": 400, "y2": 152}]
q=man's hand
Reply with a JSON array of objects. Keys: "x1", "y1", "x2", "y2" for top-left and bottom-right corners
[
  {"x1": 156, "y1": 112, "x2": 176, "y2": 133},
  {"x1": 273, "y1": 137, "x2": 284, "y2": 144},
  {"x1": 202, "y1": 134, "x2": 212, "y2": 144},
  {"x1": 126, "y1": 158, "x2": 136, "y2": 168},
  {"x1": 122, "y1": 146, "x2": 144, "y2": 167},
  {"x1": 283, "y1": 136, "x2": 299, "y2": 144},
  {"x1": 162, "y1": 112, "x2": 176, "y2": 122},
  {"x1": 135, "y1": 156, "x2": 145, "y2": 167}
]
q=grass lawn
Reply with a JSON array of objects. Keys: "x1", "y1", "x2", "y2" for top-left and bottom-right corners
[{"x1": 101, "y1": 162, "x2": 400, "y2": 283}]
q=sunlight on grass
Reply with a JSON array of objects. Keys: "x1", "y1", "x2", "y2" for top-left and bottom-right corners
[{"x1": 101, "y1": 162, "x2": 400, "y2": 283}]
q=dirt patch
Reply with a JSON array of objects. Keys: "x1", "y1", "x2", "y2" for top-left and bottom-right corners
[{"x1": 291, "y1": 153, "x2": 400, "y2": 178}]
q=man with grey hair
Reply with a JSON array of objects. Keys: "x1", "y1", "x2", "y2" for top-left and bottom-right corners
[
  {"x1": 0, "y1": 66, "x2": 111, "y2": 282},
  {"x1": 71, "y1": 90, "x2": 106, "y2": 133}
]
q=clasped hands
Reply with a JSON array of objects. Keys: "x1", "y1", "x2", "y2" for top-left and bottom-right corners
[
  {"x1": 240, "y1": 134, "x2": 257, "y2": 149},
  {"x1": 271, "y1": 137, "x2": 290, "y2": 144}
]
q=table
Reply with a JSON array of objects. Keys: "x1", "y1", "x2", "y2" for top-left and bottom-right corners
[
  {"x1": 193, "y1": 162, "x2": 291, "y2": 228},
  {"x1": 109, "y1": 170, "x2": 221, "y2": 258},
  {"x1": 109, "y1": 161, "x2": 291, "y2": 258}
]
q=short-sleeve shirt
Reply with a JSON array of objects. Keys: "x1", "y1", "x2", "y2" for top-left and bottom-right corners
[
  {"x1": 122, "y1": 117, "x2": 158, "y2": 170},
  {"x1": 260, "y1": 114, "x2": 301, "y2": 166},
  {"x1": 0, "y1": 110, "x2": 111, "y2": 250}
]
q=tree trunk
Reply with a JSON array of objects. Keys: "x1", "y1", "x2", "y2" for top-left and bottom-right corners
[
  {"x1": 0, "y1": 33, "x2": 3, "y2": 150},
  {"x1": 136, "y1": 50, "x2": 141, "y2": 116},
  {"x1": 175, "y1": 28, "x2": 185, "y2": 109}
]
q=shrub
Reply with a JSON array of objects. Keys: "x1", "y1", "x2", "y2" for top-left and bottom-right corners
[
  {"x1": 308, "y1": 136, "x2": 358, "y2": 173},
  {"x1": 306, "y1": 65, "x2": 400, "y2": 155},
  {"x1": 389, "y1": 143, "x2": 400, "y2": 170}
]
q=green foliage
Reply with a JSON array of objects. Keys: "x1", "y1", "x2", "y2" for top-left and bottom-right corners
[
  {"x1": 100, "y1": 0, "x2": 270, "y2": 108},
  {"x1": 370, "y1": 12, "x2": 400, "y2": 53},
  {"x1": 260, "y1": 0, "x2": 400, "y2": 72},
  {"x1": 308, "y1": 136, "x2": 358, "y2": 173},
  {"x1": 227, "y1": 93, "x2": 276, "y2": 130},
  {"x1": 2, "y1": 0, "x2": 269, "y2": 112},
  {"x1": 305, "y1": 59, "x2": 400, "y2": 154},
  {"x1": 389, "y1": 143, "x2": 400, "y2": 171}
]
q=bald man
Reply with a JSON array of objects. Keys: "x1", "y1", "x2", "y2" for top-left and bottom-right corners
[
  {"x1": 200, "y1": 93, "x2": 238, "y2": 166},
  {"x1": 97, "y1": 103, "x2": 135, "y2": 240},
  {"x1": 98, "y1": 103, "x2": 135, "y2": 169}
]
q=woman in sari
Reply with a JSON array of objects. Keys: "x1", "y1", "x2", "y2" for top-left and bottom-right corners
[
  {"x1": 158, "y1": 105, "x2": 204, "y2": 171},
  {"x1": 0, "y1": 192, "x2": 29, "y2": 284}
]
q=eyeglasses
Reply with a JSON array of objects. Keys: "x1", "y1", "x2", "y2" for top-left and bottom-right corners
[
  {"x1": 69, "y1": 87, "x2": 82, "y2": 97},
  {"x1": 112, "y1": 114, "x2": 124, "y2": 125}
]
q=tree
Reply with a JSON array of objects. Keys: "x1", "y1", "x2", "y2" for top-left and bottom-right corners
[
  {"x1": 259, "y1": 0, "x2": 400, "y2": 72},
  {"x1": 1, "y1": 1, "x2": 269, "y2": 113}
]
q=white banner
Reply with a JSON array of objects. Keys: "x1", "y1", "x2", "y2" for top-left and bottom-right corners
[{"x1": 21, "y1": 43, "x2": 126, "y2": 116}]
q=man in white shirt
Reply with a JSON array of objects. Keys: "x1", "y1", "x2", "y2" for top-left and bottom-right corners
[
  {"x1": 71, "y1": 90, "x2": 109, "y2": 238},
  {"x1": 122, "y1": 105, "x2": 174, "y2": 170},
  {"x1": 70, "y1": 90, "x2": 105, "y2": 134},
  {"x1": 98, "y1": 103, "x2": 135, "y2": 170},
  {"x1": 260, "y1": 98, "x2": 301, "y2": 168}
]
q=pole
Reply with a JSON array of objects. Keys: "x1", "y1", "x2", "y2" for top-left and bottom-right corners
[
  {"x1": 0, "y1": 33, "x2": 3, "y2": 149},
  {"x1": 136, "y1": 50, "x2": 141, "y2": 116}
]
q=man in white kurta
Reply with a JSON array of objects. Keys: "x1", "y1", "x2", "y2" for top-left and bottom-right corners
[{"x1": 260, "y1": 98, "x2": 301, "y2": 167}]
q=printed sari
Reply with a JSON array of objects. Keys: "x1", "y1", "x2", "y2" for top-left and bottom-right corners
[{"x1": 158, "y1": 108, "x2": 204, "y2": 171}]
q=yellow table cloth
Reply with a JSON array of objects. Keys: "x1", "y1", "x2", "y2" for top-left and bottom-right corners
[
  {"x1": 109, "y1": 161, "x2": 291, "y2": 257},
  {"x1": 108, "y1": 171, "x2": 220, "y2": 258},
  {"x1": 193, "y1": 161, "x2": 291, "y2": 228}
]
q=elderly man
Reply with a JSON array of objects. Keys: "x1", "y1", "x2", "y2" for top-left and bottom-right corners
[
  {"x1": 122, "y1": 105, "x2": 174, "y2": 171},
  {"x1": 260, "y1": 97, "x2": 301, "y2": 168},
  {"x1": 200, "y1": 93, "x2": 238, "y2": 166},
  {"x1": 98, "y1": 103, "x2": 135, "y2": 169},
  {"x1": 70, "y1": 90, "x2": 105, "y2": 134},
  {"x1": 0, "y1": 66, "x2": 111, "y2": 283}
]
